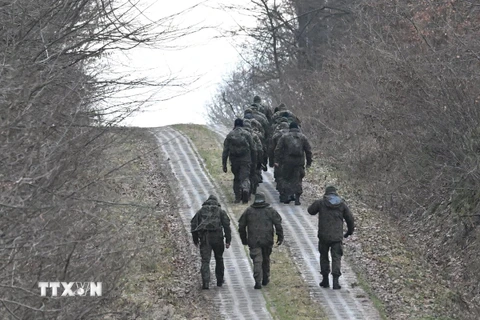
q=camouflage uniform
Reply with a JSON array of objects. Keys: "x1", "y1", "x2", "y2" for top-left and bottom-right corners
[
  {"x1": 271, "y1": 104, "x2": 301, "y2": 127},
  {"x1": 274, "y1": 123, "x2": 312, "y2": 204},
  {"x1": 243, "y1": 120, "x2": 264, "y2": 195},
  {"x1": 245, "y1": 108, "x2": 271, "y2": 151},
  {"x1": 307, "y1": 187, "x2": 354, "y2": 289},
  {"x1": 222, "y1": 122, "x2": 256, "y2": 203},
  {"x1": 191, "y1": 195, "x2": 232, "y2": 289},
  {"x1": 252, "y1": 95, "x2": 273, "y2": 124},
  {"x1": 268, "y1": 122, "x2": 290, "y2": 201},
  {"x1": 238, "y1": 193, "x2": 284, "y2": 289}
]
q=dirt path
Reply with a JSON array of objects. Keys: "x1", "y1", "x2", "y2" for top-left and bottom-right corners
[
  {"x1": 208, "y1": 125, "x2": 382, "y2": 320},
  {"x1": 151, "y1": 127, "x2": 272, "y2": 320}
]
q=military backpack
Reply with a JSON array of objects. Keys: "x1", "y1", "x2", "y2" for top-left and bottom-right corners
[
  {"x1": 194, "y1": 205, "x2": 222, "y2": 232},
  {"x1": 228, "y1": 129, "x2": 250, "y2": 157},
  {"x1": 284, "y1": 133, "x2": 304, "y2": 157}
]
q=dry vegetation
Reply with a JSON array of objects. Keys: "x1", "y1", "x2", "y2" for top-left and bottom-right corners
[
  {"x1": 206, "y1": 0, "x2": 480, "y2": 318},
  {"x1": 0, "y1": 1, "x2": 203, "y2": 318}
]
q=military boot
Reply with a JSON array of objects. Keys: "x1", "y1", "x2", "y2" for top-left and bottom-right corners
[
  {"x1": 332, "y1": 276, "x2": 341, "y2": 290},
  {"x1": 294, "y1": 194, "x2": 301, "y2": 205},
  {"x1": 262, "y1": 277, "x2": 270, "y2": 286},
  {"x1": 254, "y1": 282, "x2": 262, "y2": 289},
  {"x1": 319, "y1": 273, "x2": 329, "y2": 288},
  {"x1": 217, "y1": 277, "x2": 224, "y2": 287},
  {"x1": 202, "y1": 281, "x2": 209, "y2": 290},
  {"x1": 283, "y1": 195, "x2": 292, "y2": 204},
  {"x1": 241, "y1": 189, "x2": 249, "y2": 204}
]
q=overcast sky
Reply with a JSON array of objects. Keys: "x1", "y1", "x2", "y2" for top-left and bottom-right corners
[{"x1": 114, "y1": 0, "x2": 252, "y2": 128}]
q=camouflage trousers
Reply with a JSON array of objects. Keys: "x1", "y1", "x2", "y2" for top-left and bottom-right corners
[
  {"x1": 281, "y1": 164, "x2": 305, "y2": 196},
  {"x1": 250, "y1": 167, "x2": 262, "y2": 194},
  {"x1": 200, "y1": 238, "x2": 225, "y2": 284},
  {"x1": 318, "y1": 240, "x2": 343, "y2": 277},
  {"x1": 231, "y1": 161, "x2": 251, "y2": 200},
  {"x1": 249, "y1": 246, "x2": 273, "y2": 284}
]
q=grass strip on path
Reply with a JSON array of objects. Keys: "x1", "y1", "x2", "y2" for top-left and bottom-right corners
[{"x1": 175, "y1": 124, "x2": 327, "y2": 320}]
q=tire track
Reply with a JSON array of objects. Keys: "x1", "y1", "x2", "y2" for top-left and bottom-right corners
[
  {"x1": 209, "y1": 125, "x2": 382, "y2": 320},
  {"x1": 151, "y1": 127, "x2": 272, "y2": 320}
]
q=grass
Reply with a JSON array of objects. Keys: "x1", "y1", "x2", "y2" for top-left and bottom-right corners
[
  {"x1": 174, "y1": 124, "x2": 327, "y2": 320},
  {"x1": 99, "y1": 128, "x2": 216, "y2": 319}
]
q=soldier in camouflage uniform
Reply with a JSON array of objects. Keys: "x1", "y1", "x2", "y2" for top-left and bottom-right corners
[
  {"x1": 268, "y1": 121, "x2": 290, "y2": 202},
  {"x1": 307, "y1": 186, "x2": 354, "y2": 290},
  {"x1": 243, "y1": 120, "x2": 264, "y2": 195},
  {"x1": 191, "y1": 195, "x2": 232, "y2": 289},
  {"x1": 238, "y1": 193, "x2": 283, "y2": 289},
  {"x1": 252, "y1": 95, "x2": 273, "y2": 124},
  {"x1": 222, "y1": 119, "x2": 256, "y2": 203},
  {"x1": 271, "y1": 103, "x2": 301, "y2": 127},
  {"x1": 274, "y1": 122, "x2": 312, "y2": 205},
  {"x1": 244, "y1": 108, "x2": 271, "y2": 152}
]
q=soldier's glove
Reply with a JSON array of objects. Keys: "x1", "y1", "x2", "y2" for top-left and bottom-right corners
[
  {"x1": 343, "y1": 232, "x2": 352, "y2": 239},
  {"x1": 276, "y1": 238, "x2": 283, "y2": 246},
  {"x1": 223, "y1": 165, "x2": 227, "y2": 173}
]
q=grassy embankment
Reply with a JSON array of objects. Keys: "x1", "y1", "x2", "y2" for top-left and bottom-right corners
[
  {"x1": 100, "y1": 128, "x2": 216, "y2": 319},
  {"x1": 303, "y1": 156, "x2": 458, "y2": 319},
  {"x1": 174, "y1": 124, "x2": 327, "y2": 320}
]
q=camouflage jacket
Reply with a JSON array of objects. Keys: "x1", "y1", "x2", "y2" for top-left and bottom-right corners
[
  {"x1": 191, "y1": 198, "x2": 232, "y2": 245},
  {"x1": 242, "y1": 122, "x2": 264, "y2": 168},
  {"x1": 238, "y1": 202, "x2": 283, "y2": 248},
  {"x1": 222, "y1": 127, "x2": 256, "y2": 166},
  {"x1": 307, "y1": 194, "x2": 354, "y2": 242},
  {"x1": 274, "y1": 128, "x2": 312, "y2": 166},
  {"x1": 268, "y1": 126, "x2": 289, "y2": 166},
  {"x1": 252, "y1": 102, "x2": 273, "y2": 124},
  {"x1": 271, "y1": 109, "x2": 301, "y2": 126}
]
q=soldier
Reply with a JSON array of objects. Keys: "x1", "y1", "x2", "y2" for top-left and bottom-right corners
[
  {"x1": 243, "y1": 120, "x2": 264, "y2": 195},
  {"x1": 238, "y1": 193, "x2": 284, "y2": 289},
  {"x1": 271, "y1": 103, "x2": 301, "y2": 127},
  {"x1": 307, "y1": 186, "x2": 354, "y2": 290},
  {"x1": 251, "y1": 95, "x2": 273, "y2": 124},
  {"x1": 274, "y1": 122, "x2": 312, "y2": 205},
  {"x1": 191, "y1": 195, "x2": 232, "y2": 289},
  {"x1": 244, "y1": 108, "x2": 271, "y2": 151},
  {"x1": 222, "y1": 119, "x2": 256, "y2": 203},
  {"x1": 268, "y1": 121, "x2": 290, "y2": 201}
]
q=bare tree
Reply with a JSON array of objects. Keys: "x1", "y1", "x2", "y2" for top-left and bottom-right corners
[{"x1": 0, "y1": 0, "x2": 202, "y2": 318}]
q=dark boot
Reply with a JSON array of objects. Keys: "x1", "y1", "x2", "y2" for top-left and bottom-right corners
[
  {"x1": 217, "y1": 278, "x2": 224, "y2": 287},
  {"x1": 254, "y1": 282, "x2": 262, "y2": 289},
  {"x1": 319, "y1": 274, "x2": 329, "y2": 288},
  {"x1": 333, "y1": 276, "x2": 341, "y2": 290},
  {"x1": 202, "y1": 281, "x2": 209, "y2": 290},
  {"x1": 294, "y1": 194, "x2": 301, "y2": 205},
  {"x1": 241, "y1": 189, "x2": 249, "y2": 204},
  {"x1": 234, "y1": 193, "x2": 241, "y2": 203},
  {"x1": 262, "y1": 277, "x2": 270, "y2": 286}
]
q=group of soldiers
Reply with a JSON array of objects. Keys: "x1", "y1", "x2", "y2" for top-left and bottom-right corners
[
  {"x1": 191, "y1": 188, "x2": 354, "y2": 291},
  {"x1": 222, "y1": 96, "x2": 312, "y2": 205},
  {"x1": 190, "y1": 96, "x2": 354, "y2": 292}
]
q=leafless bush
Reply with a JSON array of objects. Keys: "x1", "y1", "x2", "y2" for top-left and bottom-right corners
[
  {"x1": 0, "y1": 0, "x2": 198, "y2": 318},
  {"x1": 209, "y1": 0, "x2": 480, "y2": 314}
]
